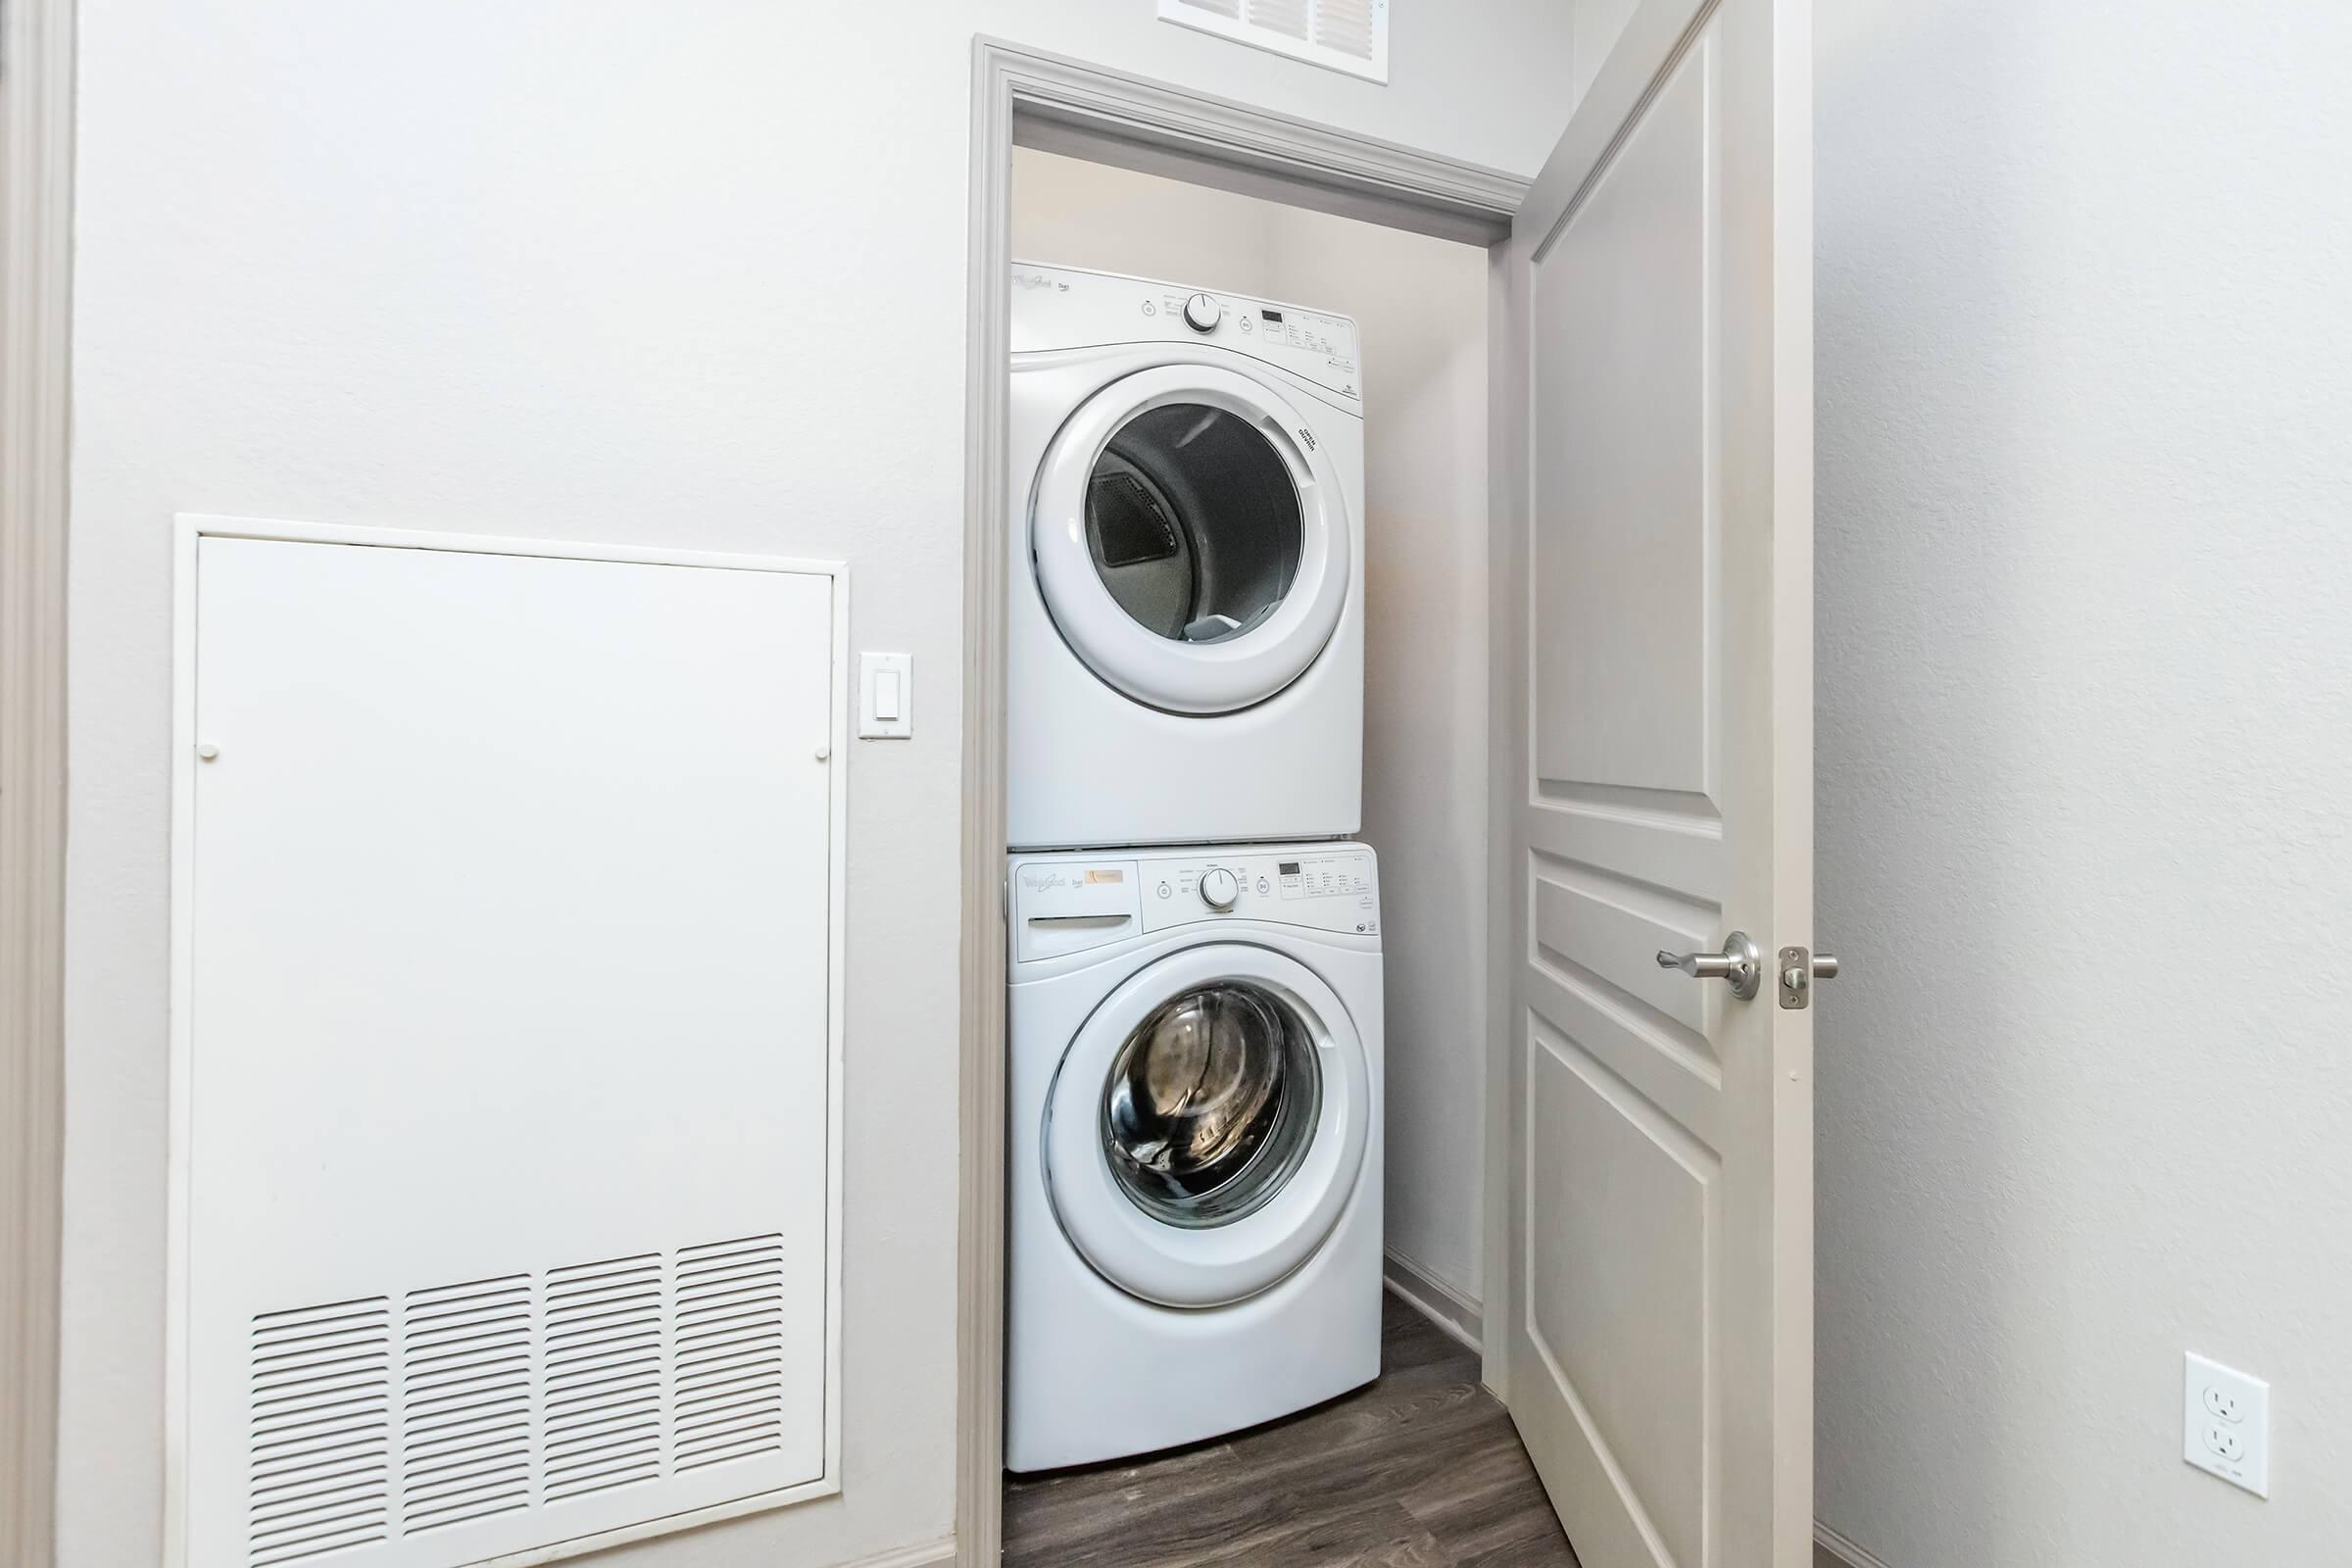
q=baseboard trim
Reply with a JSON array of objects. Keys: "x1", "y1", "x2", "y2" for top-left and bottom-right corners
[
  {"x1": 1816, "y1": 1521, "x2": 1893, "y2": 1568},
  {"x1": 1381, "y1": 1249, "x2": 1482, "y2": 1353},
  {"x1": 840, "y1": 1540, "x2": 956, "y2": 1568}
]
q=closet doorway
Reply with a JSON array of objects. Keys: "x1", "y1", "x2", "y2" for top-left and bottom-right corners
[{"x1": 961, "y1": 3, "x2": 1820, "y2": 1560}]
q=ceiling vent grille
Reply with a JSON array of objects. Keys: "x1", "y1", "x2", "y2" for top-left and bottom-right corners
[{"x1": 1159, "y1": 0, "x2": 1390, "y2": 83}]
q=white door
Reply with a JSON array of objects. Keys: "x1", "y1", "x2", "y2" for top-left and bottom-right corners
[{"x1": 1490, "y1": 0, "x2": 1815, "y2": 1565}]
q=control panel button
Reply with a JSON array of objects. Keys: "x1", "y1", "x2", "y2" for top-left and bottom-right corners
[
  {"x1": 1199, "y1": 867, "x2": 1240, "y2": 910},
  {"x1": 1183, "y1": 293, "x2": 1222, "y2": 333}
]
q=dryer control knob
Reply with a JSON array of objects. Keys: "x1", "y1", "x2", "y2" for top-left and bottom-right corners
[
  {"x1": 1199, "y1": 867, "x2": 1240, "y2": 910},
  {"x1": 1182, "y1": 293, "x2": 1222, "y2": 333}
]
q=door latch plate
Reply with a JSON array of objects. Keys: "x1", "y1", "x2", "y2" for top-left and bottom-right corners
[{"x1": 1778, "y1": 946, "x2": 1811, "y2": 1009}]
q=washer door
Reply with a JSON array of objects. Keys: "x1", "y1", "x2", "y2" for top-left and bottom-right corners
[
  {"x1": 1031, "y1": 365, "x2": 1352, "y2": 715},
  {"x1": 1045, "y1": 943, "x2": 1370, "y2": 1308}
]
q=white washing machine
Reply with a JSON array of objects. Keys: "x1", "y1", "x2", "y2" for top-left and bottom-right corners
[
  {"x1": 1006, "y1": 842, "x2": 1383, "y2": 1471},
  {"x1": 1008, "y1": 263, "x2": 1366, "y2": 851}
]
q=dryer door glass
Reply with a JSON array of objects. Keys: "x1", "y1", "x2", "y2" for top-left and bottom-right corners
[
  {"x1": 1100, "y1": 981, "x2": 1323, "y2": 1229},
  {"x1": 1086, "y1": 405, "x2": 1303, "y2": 645}
]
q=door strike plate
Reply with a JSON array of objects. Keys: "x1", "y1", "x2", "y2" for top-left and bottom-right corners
[{"x1": 1778, "y1": 946, "x2": 1811, "y2": 1009}]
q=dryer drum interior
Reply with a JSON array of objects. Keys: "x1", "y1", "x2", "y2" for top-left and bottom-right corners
[
  {"x1": 1100, "y1": 979, "x2": 1323, "y2": 1230},
  {"x1": 1084, "y1": 404, "x2": 1303, "y2": 645}
]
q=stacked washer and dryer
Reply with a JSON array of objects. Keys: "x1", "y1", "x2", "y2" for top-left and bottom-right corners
[{"x1": 1005, "y1": 262, "x2": 1385, "y2": 1470}]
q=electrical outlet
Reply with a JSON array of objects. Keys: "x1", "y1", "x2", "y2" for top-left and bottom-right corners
[
  {"x1": 2184, "y1": 1352, "x2": 2269, "y2": 1497},
  {"x1": 2203, "y1": 1384, "x2": 2249, "y2": 1425},
  {"x1": 2202, "y1": 1422, "x2": 2246, "y2": 1464}
]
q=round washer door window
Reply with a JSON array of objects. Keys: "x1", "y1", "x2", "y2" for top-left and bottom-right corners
[
  {"x1": 1102, "y1": 980, "x2": 1322, "y2": 1230},
  {"x1": 1044, "y1": 944, "x2": 1370, "y2": 1308},
  {"x1": 1032, "y1": 365, "x2": 1351, "y2": 715}
]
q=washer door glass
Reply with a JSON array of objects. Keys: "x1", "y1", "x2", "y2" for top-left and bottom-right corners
[
  {"x1": 1086, "y1": 406, "x2": 1302, "y2": 646},
  {"x1": 1042, "y1": 942, "x2": 1370, "y2": 1308},
  {"x1": 1101, "y1": 981, "x2": 1321, "y2": 1229}
]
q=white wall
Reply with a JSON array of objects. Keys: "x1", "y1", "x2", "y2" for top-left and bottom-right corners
[
  {"x1": 1011, "y1": 148, "x2": 1286, "y2": 300},
  {"x1": 1266, "y1": 202, "x2": 1492, "y2": 1308},
  {"x1": 1567, "y1": 0, "x2": 1642, "y2": 105},
  {"x1": 1814, "y1": 1, "x2": 2352, "y2": 1563},
  {"x1": 58, "y1": 5, "x2": 1570, "y2": 1567},
  {"x1": 1011, "y1": 148, "x2": 1493, "y2": 1305}
]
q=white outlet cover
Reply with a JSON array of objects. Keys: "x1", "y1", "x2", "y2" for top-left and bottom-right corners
[{"x1": 2184, "y1": 1352, "x2": 2270, "y2": 1497}]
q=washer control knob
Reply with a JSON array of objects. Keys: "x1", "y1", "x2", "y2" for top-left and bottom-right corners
[
  {"x1": 1183, "y1": 293, "x2": 1222, "y2": 333},
  {"x1": 1199, "y1": 867, "x2": 1240, "y2": 910}
]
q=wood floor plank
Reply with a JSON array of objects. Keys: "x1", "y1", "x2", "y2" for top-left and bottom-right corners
[
  {"x1": 1164, "y1": 1497, "x2": 1452, "y2": 1568},
  {"x1": 1398, "y1": 1424, "x2": 1579, "y2": 1566},
  {"x1": 1005, "y1": 1299, "x2": 1580, "y2": 1568}
]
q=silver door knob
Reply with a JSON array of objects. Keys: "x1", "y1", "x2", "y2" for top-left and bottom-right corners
[{"x1": 1655, "y1": 931, "x2": 1762, "y2": 1002}]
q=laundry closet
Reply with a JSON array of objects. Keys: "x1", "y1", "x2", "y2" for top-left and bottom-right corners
[{"x1": 999, "y1": 144, "x2": 1497, "y2": 1499}]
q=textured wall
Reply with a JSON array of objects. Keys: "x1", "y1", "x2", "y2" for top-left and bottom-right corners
[
  {"x1": 1266, "y1": 200, "x2": 1491, "y2": 1306},
  {"x1": 1814, "y1": 1, "x2": 2352, "y2": 1561},
  {"x1": 1011, "y1": 147, "x2": 1493, "y2": 1305},
  {"x1": 59, "y1": 6, "x2": 1572, "y2": 1567}
]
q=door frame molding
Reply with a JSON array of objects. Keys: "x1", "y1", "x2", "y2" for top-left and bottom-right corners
[
  {"x1": 958, "y1": 38, "x2": 1525, "y2": 1563},
  {"x1": 1, "y1": 0, "x2": 74, "y2": 1562}
]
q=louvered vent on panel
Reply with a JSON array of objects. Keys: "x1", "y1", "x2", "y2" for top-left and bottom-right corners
[
  {"x1": 399, "y1": 1274, "x2": 534, "y2": 1536},
  {"x1": 241, "y1": 1234, "x2": 805, "y2": 1567},
  {"x1": 672, "y1": 1235, "x2": 791, "y2": 1473},
  {"x1": 1160, "y1": 0, "x2": 1388, "y2": 81},
  {"x1": 543, "y1": 1253, "x2": 666, "y2": 1502},
  {"x1": 247, "y1": 1298, "x2": 393, "y2": 1567}
]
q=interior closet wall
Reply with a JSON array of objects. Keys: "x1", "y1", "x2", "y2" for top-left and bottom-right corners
[{"x1": 1012, "y1": 148, "x2": 1493, "y2": 1311}]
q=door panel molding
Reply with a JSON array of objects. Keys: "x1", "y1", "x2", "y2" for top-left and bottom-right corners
[{"x1": 1, "y1": 0, "x2": 74, "y2": 1561}]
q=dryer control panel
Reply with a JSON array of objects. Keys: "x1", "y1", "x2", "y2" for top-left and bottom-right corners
[
  {"x1": 1009, "y1": 845, "x2": 1380, "y2": 963},
  {"x1": 1010, "y1": 261, "x2": 1363, "y2": 408}
]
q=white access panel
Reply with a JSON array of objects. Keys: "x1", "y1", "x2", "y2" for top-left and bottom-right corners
[{"x1": 172, "y1": 524, "x2": 843, "y2": 1568}]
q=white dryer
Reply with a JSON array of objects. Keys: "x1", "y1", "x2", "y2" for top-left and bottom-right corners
[
  {"x1": 1008, "y1": 263, "x2": 1365, "y2": 851},
  {"x1": 1006, "y1": 843, "x2": 1383, "y2": 1471}
]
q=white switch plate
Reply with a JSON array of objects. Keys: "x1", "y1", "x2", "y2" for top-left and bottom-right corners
[
  {"x1": 858, "y1": 652, "x2": 911, "y2": 739},
  {"x1": 2184, "y1": 1352, "x2": 2269, "y2": 1497}
]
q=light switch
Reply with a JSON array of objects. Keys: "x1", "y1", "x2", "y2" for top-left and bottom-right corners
[{"x1": 858, "y1": 652, "x2": 911, "y2": 738}]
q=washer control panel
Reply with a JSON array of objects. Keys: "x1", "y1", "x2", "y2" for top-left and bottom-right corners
[
  {"x1": 1011, "y1": 845, "x2": 1380, "y2": 963},
  {"x1": 1138, "y1": 847, "x2": 1379, "y2": 937}
]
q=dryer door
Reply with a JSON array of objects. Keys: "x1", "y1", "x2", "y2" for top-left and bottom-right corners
[
  {"x1": 1043, "y1": 942, "x2": 1371, "y2": 1308},
  {"x1": 1031, "y1": 366, "x2": 1352, "y2": 715}
]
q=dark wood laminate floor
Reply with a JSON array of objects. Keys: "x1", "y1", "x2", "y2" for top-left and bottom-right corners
[{"x1": 1005, "y1": 1298, "x2": 1581, "y2": 1568}]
